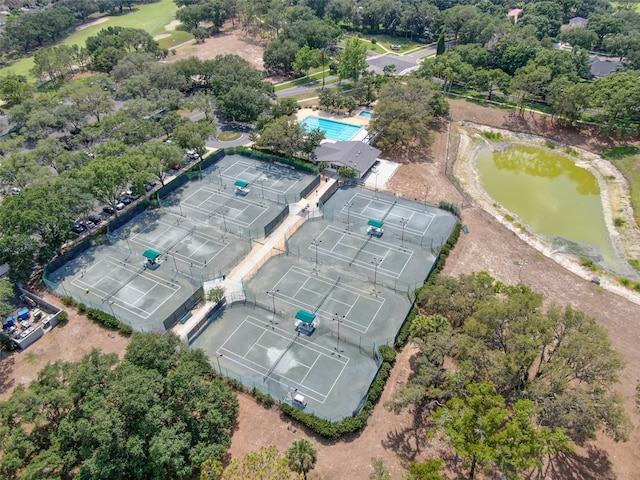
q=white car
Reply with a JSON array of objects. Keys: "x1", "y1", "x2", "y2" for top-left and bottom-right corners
[{"x1": 115, "y1": 201, "x2": 126, "y2": 210}]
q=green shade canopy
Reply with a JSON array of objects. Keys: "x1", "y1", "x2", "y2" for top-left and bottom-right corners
[
  {"x1": 143, "y1": 249, "x2": 161, "y2": 260},
  {"x1": 367, "y1": 219, "x2": 383, "y2": 228},
  {"x1": 234, "y1": 180, "x2": 249, "y2": 188},
  {"x1": 295, "y1": 310, "x2": 316, "y2": 324}
]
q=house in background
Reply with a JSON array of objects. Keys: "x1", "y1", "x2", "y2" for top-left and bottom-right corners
[
  {"x1": 590, "y1": 57, "x2": 623, "y2": 78},
  {"x1": 507, "y1": 8, "x2": 522, "y2": 24},
  {"x1": 568, "y1": 17, "x2": 589, "y2": 28},
  {"x1": 312, "y1": 141, "x2": 381, "y2": 178}
]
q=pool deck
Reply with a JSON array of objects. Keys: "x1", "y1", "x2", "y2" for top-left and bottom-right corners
[{"x1": 296, "y1": 108, "x2": 371, "y2": 128}]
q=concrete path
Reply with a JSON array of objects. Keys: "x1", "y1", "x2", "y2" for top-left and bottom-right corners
[{"x1": 176, "y1": 176, "x2": 337, "y2": 340}]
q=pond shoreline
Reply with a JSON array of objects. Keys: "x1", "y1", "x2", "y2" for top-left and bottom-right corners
[{"x1": 454, "y1": 122, "x2": 640, "y2": 304}]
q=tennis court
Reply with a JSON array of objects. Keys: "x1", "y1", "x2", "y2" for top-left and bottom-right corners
[
  {"x1": 180, "y1": 186, "x2": 269, "y2": 229},
  {"x1": 341, "y1": 192, "x2": 435, "y2": 237},
  {"x1": 214, "y1": 155, "x2": 307, "y2": 203},
  {"x1": 71, "y1": 258, "x2": 180, "y2": 319},
  {"x1": 218, "y1": 315, "x2": 348, "y2": 403},
  {"x1": 308, "y1": 225, "x2": 413, "y2": 280},
  {"x1": 270, "y1": 266, "x2": 384, "y2": 334}
]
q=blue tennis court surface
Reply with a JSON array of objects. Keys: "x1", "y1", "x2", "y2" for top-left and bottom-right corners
[{"x1": 300, "y1": 116, "x2": 363, "y2": 141}]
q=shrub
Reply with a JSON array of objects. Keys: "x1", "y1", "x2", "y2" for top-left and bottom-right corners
[
  {"x1": 77, "y1": 303, "x2": 87, "y2": 314},
  {"x1": 619, "y1": 277, "x2": 631, "y2": 286},
  {"x1": 481, "y1": 131, "x2": 502, "y2": 141},
  {"x1": 614, "y1": 218, "x2": 626, "y2": 227},
  {"x1": 545, "y1": 140, "x2": 556, "y2": 149},
  {"x1": 371, "y1": 37, "x2": 377, "y2": 44},
  {"x1": 56, "y1": 311, "x2": 68, "y2": 324},
  {"x1": 602, "y1": 145, "x2": 640, "y2": 160},
  {"x1": 85, "y1": 307, "x2": 132, "y2": 336},
  {"x1": 61, "y1": 295, "x2": 75, "y2": 307},
  {"x1": 252, "y1": 388, "x2": 276, "y2": 408},
  {"x1": 395, "y1": 307, "x2": 418, "y2": 348},
  {"x1": 378, "y1": 345, "x2": 396, "y2": 365},
  {"x1": 505, "y1": 214, "x2": 514, "y2": 222}
]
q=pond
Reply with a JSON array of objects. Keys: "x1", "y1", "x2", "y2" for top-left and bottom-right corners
[{"x1": 476, "y1": 145, "x2": 622, "y2": 271}]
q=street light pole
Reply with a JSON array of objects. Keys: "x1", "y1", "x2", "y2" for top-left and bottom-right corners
[
  {"x1": 311, "y1": 238, "x2": 321, "y2": 274},
  {"x1": 333, "y1": 313, "x2": 344, "y2": 356},
  {"x1": 260, "y1": 179, "x2": 265, "y2": 199},
  {"x1": 371, "y1": 257, "x2": 381, "y2": 297},
  {"x1": 107, "y1": 301, "x2": 115, "y2": 317},
  {"x1": 222, "y1": 210, "x2": 228, "y2": 232},
  {"x1": 400, "y1": 217, "x2": 409, "y2": 247},
  {"x1": 345, "y1": 201, "x2": 352, "y2": 232}
]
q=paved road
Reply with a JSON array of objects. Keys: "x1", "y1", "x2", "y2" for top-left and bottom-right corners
[{"x1": 276, "y1": 45, "x2": 437, "y2": 98}]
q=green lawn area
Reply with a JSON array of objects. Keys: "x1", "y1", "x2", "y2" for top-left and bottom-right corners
[
  {"x1": 359, "y1": 33, "x2": 424, "y2": 53},
  {"x1": 608, "y1": 152, "x2": 640, "y2": 227},
  {"x1": 1, "y1": 0, "x2": 188, "y2": 79}
]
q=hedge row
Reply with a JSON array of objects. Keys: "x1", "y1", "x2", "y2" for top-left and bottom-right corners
[
  {"x1": 59, "y1": 295, "x2": 132, "y2": 336},
  {"x1": 427, "y1": 222, "x2": 462, "y2": 284}
]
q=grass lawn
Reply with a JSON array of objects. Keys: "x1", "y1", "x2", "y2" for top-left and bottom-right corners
[
  {"x1": 608, "y1": 152, "x2": 640, "y2": 227},
  {"x1": 1, "y1": 0, "x2": 188, "y2": 79},
  {"x1": 359, "y1": 33, "x2": 424, "y2": 53},
  {"x1": 344, "y1": 36, "x2": 386, "y2": 54}
]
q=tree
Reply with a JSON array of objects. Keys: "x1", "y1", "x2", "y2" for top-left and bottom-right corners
[
  {"x1": 292, "y1": 46, "x2": 320, "y2": 78},
  {"x1": 0, "y1": 333, "x2": 238, "y2": 479},
  {"x1": 207, "y1": 287, "x2": 225, "y2": 304},
  {"x1": 83, "y1": 156, "x2": 133, "y2": 215},
  {"x1": 436, "y1": 32, "x2": 445, "y2": 56},
  {"x1": 338, "y1": 37, "x2": 368, "y2": 82},
  {"x1": 137, "y1": 142, "x2": 184, "y2": 186},
  {"x1": 172, "y1": 121, "x2": 216, "y2": 159},
  {"x1": 286, "y1": 439, "x2": 317, "y2": 479},
  {"x1": 0, "y1": 73, "x2": 34, "y2": 107},
  {"x1": 406, "y1": 460, "x2": 445, "y2": 480},
  {"x1": 0, "y1": 280, "x2": 15, "y2": 319},
  {"x1": 257, "y1": 117, "x2": 306, "y2": 157},
  {"x1": 369, "y1": 457, "x2": 391, "y2": 480},
  {"x1": 201, "y1": 459, "x2": 223, "y2": 480},
  {"x1": 218, "y1": 86, "x2": 271, "y2": 124},
  {"x1": 432, "y1": 383, "x2": 572, "y2": 480},
  {"x1": 221, "y1": 446, "x2": 298, "y2": 480},
  {"x1": 187, "y1": 91, "x2": 218, "y2": 122},
  {"x1": 337, "y1": 165, "x2": 358, "y2": 178},
  {"x1": 369, "y1": 77, "x2": 448, "y2": 152}
]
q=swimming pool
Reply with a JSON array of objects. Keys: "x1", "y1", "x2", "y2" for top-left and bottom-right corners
[
  {"x1": 359, "y1": 110, "x2": 372, "y2": 118},
  {"x1": 300, "y1": 116, "x2": 363, "y2": 141}
]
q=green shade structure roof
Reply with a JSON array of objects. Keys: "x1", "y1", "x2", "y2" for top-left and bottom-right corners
[
  {"x1": 234, "y1": 180, "x2": 249, "y2": 188},
  {"x1": 295, "y1": 310, "x2": 316, "y2": 324},
  {"x1": 367, "y1": 219, "x2": 383, "y2": 228},
  {"x1": 143, "y1": 249, "x2": 162, "y2": 260}
]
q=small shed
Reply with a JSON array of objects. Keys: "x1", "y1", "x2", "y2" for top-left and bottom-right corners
[
  {"x1": 234, "y1": 180, "x2": 250, "y2": 195},
  {"x1": 294, "y1": 310, "x2": 317, "y2": 334},
  {"x1": 143, "y1": 249, "x2": 162, "y2": 270},
  {"x1": 367, "y1": 219, "x2": 384, "y2": 237}
]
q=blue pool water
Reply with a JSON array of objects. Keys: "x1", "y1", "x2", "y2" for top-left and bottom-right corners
[
  {"x1": 359, "y1": 110, "x2": 372, "y2": 118},
  {"x1": 300, "y1": 116, "x2": 363, "y2": 141}
]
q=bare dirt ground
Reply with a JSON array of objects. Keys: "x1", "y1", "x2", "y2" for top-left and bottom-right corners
[
  {"x1": 0, "y1": 291, "x2": 130, "y2": 402},
  {"x1": 167, "y1": 23, "x2": 266, "y2": 69}
]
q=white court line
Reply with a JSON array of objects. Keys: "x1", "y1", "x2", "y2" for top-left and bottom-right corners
[
  {"x1": 299, "y1": 355, "x2": 321, "y2": 384},
  {"x1": 218, "y1": 316, "x2": 348, "y2": 403},
  {"x1": 298, "y1": 286, "x2": 352, "y2": 308},
  {"x1": 273, "y1": 266, "x2": 384, "y2": 334},
  {"x1": 313, "y1": 226, "x2": 407, "y2": 279},
  {"x1": 235, "y1": 160, "x2": 299, "y2": 195},
  {"x1": 348, "y1": 192, "x2": 435, "y2": 236}
]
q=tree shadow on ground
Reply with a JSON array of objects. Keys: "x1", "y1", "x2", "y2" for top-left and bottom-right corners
[
  {"x1": 545, "y1": 446, "x2": 615, "y2": 480},
  {"x1": 380, "y1": 407, "x2": 428, "y2": 464}
]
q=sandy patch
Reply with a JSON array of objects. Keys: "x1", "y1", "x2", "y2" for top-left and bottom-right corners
[
  {"x1": 164, "y1": 19, "x2": 181, "y2": 31},
  {"x1": 453, "y1": 122, "x2": 640, "y2": 304},
  {"x1": 76, "y1": 16, "x2": 109, "y2": 32}
]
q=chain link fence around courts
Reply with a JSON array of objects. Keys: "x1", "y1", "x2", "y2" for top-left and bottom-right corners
[
  {"x1": 281, "y1": 243, "x2": 419, "y2": 301},
  {"x1": 213, "y1": 299, "x2": 389, "y2": 422},
  {"x1": 317, "y1": 205, "x2": 447, "y2": 253}
]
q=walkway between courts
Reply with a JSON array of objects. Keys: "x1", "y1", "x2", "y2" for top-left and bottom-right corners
[{"x1": 175, "y1": 176, "x2": 337, "y2": 340}]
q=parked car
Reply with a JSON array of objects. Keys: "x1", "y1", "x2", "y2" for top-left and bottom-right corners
[
  {"x1": 85, "y1": 220, "x2": 96, "y2": 230},
  {"x1": 72, "y1": 222, "x2": 86, "y2": 234},
  {"x1": 121, "y1": 195, "x2": 133, "y2": 205},
  {"x1": 88, "y1": 214, "x2": 102, "y2": 224},
  {"x1": 186, "y1": 150, "x2": 199, "y2": 160},
  {"x1": 115, "y1": 201, "x2": 125, "y2": 210},
  {"x1": 172, "y1": 164, "x2": 181, "y2": 170},
  {"x1": 144, "y1": 181, "x2": 157, "y2": 192},
  {"x1": 102, "y1": 205, "x2": 115, "y2": 215}
]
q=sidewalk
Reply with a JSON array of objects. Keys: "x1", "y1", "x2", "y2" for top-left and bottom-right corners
[{"x1": 175, "y1": 176, "x2": 337, "y2": 340}]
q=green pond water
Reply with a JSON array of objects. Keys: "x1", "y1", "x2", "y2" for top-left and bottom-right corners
[{"x1": 476, "y1": 145, "x2": 620, "y2": 270}]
